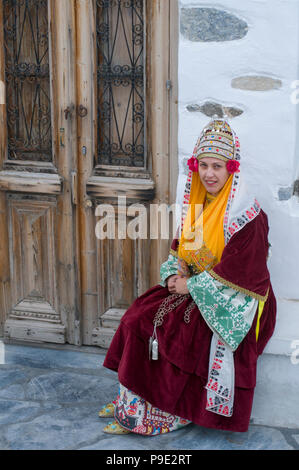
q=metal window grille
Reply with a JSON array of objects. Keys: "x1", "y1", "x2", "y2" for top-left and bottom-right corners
[
  {"x1": 96, "y1": 0, "x2": 145, "y2": 168},
  {"x1": 3, "y1": 0, "x2": 52, "y2": 162}
]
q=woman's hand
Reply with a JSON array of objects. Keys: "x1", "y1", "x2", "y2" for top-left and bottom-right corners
[
  {"x1": 167, "y1": 275, "x2": 189, "y2": 295},
  {"x1": 167, "y1": 275, "x2": 180, "y2": 293},
  {"x1": 174, "y1": 277, "x2": 189, "y2": 295}
]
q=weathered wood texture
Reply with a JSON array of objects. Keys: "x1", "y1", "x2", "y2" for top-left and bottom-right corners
[
  {"x1": 90, "y1": 0, "x2": 175, "y2": 347},
  {"x1": 90, "y1": 0, "x2": 179, "y2": 348},
  {"x1": 48, "y1": 0, "x2": 81, "y2": 345},
  {"x1": 0, "y1": 171, "x2": 62, "y2": 194},
  {"x1": 148, "y1": 0, "x2": 173, "y2": 288},
  {"x1": 87, "y1": 175, "x2": 155, "y2": 200},
  {"x1": 77, "y1": 0, "x2": 153, "y2": 346},
  {"x1": 5, "y1": 319, "x2": 66, "y2": 344},
  {"x1": 169, "y1": 0, "x2": 179, "y2": 206},
  {"x1": 75, "y1": 0, "x2": 98, "y2": 345},
  {"x1": 8, "y1": 195, "x2": 59, "y2": 318},
  {"x1": 0, "y1": 0, "x2": 81, "y2": 345},
  {"x1": 4, "y1": 194, "x2": 66, "y2": 342},
  {"x1": 0, "y1": 0, "x2": 10, "y2": 335}
]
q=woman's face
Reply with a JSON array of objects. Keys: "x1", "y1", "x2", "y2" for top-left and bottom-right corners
[{"x1": 198, "y1": 157, "x2": 230, "y2": 196}]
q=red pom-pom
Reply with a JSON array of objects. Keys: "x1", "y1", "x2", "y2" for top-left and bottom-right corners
[
  {"x1": 187, "y1": 156, "x2": 199, "y2": 172},
  {"x1": 226, "y1": 159, "x2": 240, "y2": 174}
]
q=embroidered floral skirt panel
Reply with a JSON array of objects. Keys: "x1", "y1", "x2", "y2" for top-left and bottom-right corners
[{"x1": 103, "y1": 284, "x2": 276, "y2": 433}]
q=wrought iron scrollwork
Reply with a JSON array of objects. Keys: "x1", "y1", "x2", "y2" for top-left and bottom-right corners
[
  {"x1": 3, "y1": 0, "x2": 52, "y2": 162},
  {"x1": 96, "y1": 0, "x2": 145, "y2": 167}
]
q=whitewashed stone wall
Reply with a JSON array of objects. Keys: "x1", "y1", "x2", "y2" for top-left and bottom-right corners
[{"x1": 177, "y1": 0, "x2": 299, "y2": 359}]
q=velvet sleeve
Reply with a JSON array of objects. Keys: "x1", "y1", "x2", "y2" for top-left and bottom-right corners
[{"x1": 209, "y1": 210, "x2": 270, "y2": 301}]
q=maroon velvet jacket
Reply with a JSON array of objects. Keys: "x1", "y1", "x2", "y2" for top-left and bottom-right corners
[
  {"x1": 103, "y1": 210, "x2": 277, "y2": 432},
  {"x1": 171, "y1": 209, "x2": 271, "y2": 302}
]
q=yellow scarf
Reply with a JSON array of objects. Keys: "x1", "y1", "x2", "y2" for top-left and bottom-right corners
[{"x1": 178, "y1": 173, "x2": 233, "y2": 273}]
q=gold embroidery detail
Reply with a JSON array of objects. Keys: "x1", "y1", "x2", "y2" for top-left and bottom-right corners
[
  {"x1": 169, "y1": 248, "x2": 178, "y2": 258},
  {"x1": 198, "y1": 153, "x2": 231, "y2": 163},
  {"x1": 189, "y1": 243, "x2": 219, "y2": 274},
  {"x1": 208, "y1": 269, "x2": 269, "y2": 302}
]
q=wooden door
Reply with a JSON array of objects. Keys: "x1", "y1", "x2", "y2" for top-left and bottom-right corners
[
  {"x1": 0, "y1": 0, "x2": 81, "y2": 345},
  {"x1": 0, "y1": 0, "x2": 178, "y2": 347}
]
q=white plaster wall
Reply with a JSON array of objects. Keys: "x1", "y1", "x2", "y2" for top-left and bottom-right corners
[
  {"x1": 252, "y1": 353, "x2": 299, "y2": 428},
  {"x1": 177, "y1": 0, "x2": 299, "y2": 356}
]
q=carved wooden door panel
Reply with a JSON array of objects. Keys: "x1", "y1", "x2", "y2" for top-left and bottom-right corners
[
  {"x1": 76, "y1": 0, "x2": 178, "y2": 347},
  {"x1": 0, "y1": 0, "x2": 81, "y2": 344},
  {"x1": 0, "y1": 0, "x2": 178, "y2": 347}
]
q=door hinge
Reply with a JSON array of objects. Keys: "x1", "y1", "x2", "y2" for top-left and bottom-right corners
[
  {"x1": 71, "y1": 171, "x2": 78, "y2": 205},
  {"x1": 166, "y1": 79, "x2": 172, "y2": 91},
  {"x1": 59, "y1": 128, "x2": 65, "y2": 147}
]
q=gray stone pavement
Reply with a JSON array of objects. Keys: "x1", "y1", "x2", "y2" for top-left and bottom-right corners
[{"x1": 0, "y1": 339, "x2": 298, "y2": 451}]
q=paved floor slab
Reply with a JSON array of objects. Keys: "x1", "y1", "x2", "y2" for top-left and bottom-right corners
[{"x1": 0, "y1": 340, "x2": 298, "y2": 451}]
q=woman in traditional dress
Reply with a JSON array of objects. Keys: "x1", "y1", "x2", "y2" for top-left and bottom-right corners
[{"x1": 99, "y1": 119, "x2": 277, "y2": 436}]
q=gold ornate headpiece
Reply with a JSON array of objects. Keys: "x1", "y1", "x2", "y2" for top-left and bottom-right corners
[{"x1": 194, "y1": 119, "x2": 234, "y2": 162}]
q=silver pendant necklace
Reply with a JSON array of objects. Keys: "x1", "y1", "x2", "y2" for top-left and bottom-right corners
[{"x1": 149, "y1": 323, "x2": 159, "y2": 361}]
